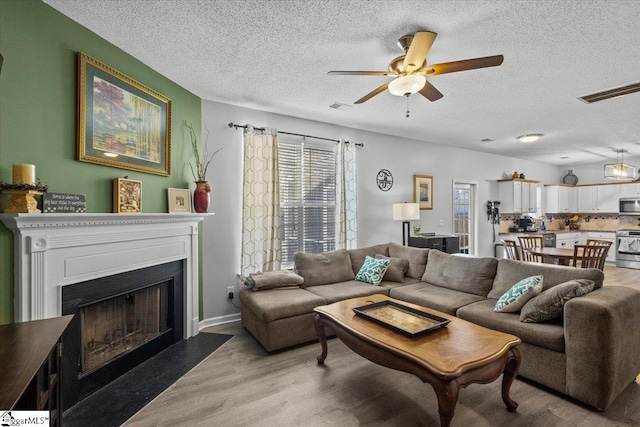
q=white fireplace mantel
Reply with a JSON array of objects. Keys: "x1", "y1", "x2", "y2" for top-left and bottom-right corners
[{"x1": 0, "y1": 213, "x2": 208, "y2": 338}]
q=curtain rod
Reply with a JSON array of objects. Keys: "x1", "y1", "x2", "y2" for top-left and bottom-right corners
[{"x1": 227, "y1": 122, "x2": 364, "y2": 147}]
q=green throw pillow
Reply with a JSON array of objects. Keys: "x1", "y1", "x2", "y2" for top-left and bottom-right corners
[
  {"x1": 355, "y1": 256, "x2": 390, "y2": 286},
  {"x1": 495, "y1": 275, "x2": 544, "y2": 313}
]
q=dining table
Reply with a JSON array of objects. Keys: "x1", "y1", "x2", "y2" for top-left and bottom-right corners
[{"x1": 523, "y1": 247, "x2": 580, "y2": 266}]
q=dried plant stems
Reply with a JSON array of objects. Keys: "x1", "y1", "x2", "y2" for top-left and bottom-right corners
[{"x1": 186, "y1": 121, "x2": 222, "y2": 181}]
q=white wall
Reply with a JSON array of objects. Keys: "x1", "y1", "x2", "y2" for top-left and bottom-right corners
[
  {"x1": 200, "y1": 100, "x2": 562, "y2": 322},
  {"x1": 561, "y1": 155, "x2": 640, "y2": 185}
]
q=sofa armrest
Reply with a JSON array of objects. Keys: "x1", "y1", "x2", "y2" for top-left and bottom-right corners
[{"x1": 564, "y1": 286, "x2": 640, "y2": 410}]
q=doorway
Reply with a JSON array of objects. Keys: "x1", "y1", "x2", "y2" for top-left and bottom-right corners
[{"x1": 453, "y1": 181, "x2": 477, "y2": 255}]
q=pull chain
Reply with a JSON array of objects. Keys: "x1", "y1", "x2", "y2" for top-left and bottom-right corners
[{"x1": 405, "y1": 94, "x2": 410, "y2": 118}]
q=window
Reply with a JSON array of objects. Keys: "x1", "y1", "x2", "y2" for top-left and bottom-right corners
[
  {"x1": 453, "y1": 181, "x2": 477, "y2": 255},
  {"x1": 278, "y1": 140, "x2": 336, "y2": 267}
]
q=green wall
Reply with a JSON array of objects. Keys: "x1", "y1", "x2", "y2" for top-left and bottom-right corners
[{"x1": 0, "y1": 0, "x2": 202, "y2": 323}]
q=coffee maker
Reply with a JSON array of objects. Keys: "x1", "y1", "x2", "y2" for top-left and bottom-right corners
[{"x1": 516, "y1": 216, "x2": 537, "y2": 232}]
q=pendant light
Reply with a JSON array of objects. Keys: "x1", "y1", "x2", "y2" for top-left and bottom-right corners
[{"x1": 604, "y1": 149, "x2": 637, "y2": 180}]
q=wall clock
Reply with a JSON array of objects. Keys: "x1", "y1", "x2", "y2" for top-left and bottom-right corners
[{"x1": 376, "y1": 169, "x2": 393, "y2": 191}]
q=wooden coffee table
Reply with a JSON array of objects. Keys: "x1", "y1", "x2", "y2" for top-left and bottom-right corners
[{"x1": 314, "y1": 295, "x2": 521, "y2": 427}]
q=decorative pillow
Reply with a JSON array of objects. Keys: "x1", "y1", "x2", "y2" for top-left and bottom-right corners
[
  {"x1": 494, "y1": 275, "x2": 544, "y2": 313},
  {"x1": 375, "y1": 254, "x2": 408, "y2": 283},
  {"x1": 238, "y1": 270, "x2": 304, "y2": 291},
  {"x1": 520, "y1": 279, "x2": 596, "y2": 323},
  {"x1": 355, "y1": 256, "x2": 390, "y2": 286}
]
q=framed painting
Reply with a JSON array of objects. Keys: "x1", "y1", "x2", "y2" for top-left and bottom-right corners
[
  {"x1": 78, "y1": 52, "x2": 172, "y2": 176},
  {"x1": 168, "y1": 188, "x2": 191, "y2": 213},
  {"x1": 113, "y1": 178, "x2": 142, "y2": 213},
  {"x1": 413, "y1": 174, "x2": 433, "y2": 210}
]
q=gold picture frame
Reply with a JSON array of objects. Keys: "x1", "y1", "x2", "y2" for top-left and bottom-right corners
[
  {"x1": 78, "y1": 52, "x2": 172, "y2": 176},
  {"x1": 113, "y1": 178, "x2": 142, "y2": 213},
  {"x1": 168, "y1": 188, "x2": 191, "y2": 213},
  {"x1": 413, "y1": 174, "x2": 433, "y2": 210}
]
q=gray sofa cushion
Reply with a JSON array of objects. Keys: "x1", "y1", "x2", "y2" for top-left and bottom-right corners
[
  {"x1": 456, "y1": 299, "x2": 565, "y2": 352},
  {"x1": 488, "y1": 259, "x2": 604, "y2": 300},
  {"x1": 520, "y1": 279, "x2": 596, "y2": 323},
  {"x1": 375, "y1": 254, "x2": 409, "y2": 283},
  {"x1": 348, "y1": 244, "x2": 389, "y2": 275},
  {"x1": 422, "y1": 250, "x2": 498, "y2": 297},
  {"x1": 304, "y1": 280, "x2": 389, "y2": 304},
  {"x1": 239, "y1": 287, "x2": 326, "y2": 323},
  {"x1": 295, "y1": 249, "x2": 355, "y2": 287},
  {"x1": 389, "y1": 282, "x2": 485, "y2": 315},
  {"x1": 388, "y1": 242, "x2": 429, "y2": 279}
]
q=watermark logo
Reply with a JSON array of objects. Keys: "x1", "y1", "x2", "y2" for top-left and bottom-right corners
[{"x1": 0, "y1": 411, "x2": 49, "y2": 427}]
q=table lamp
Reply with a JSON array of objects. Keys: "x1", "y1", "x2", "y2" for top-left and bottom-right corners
[{"x1": 393, "y1": 203, "x2": 420, "y2": 246}]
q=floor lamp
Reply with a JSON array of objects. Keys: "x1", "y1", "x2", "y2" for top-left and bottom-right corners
[{"x1": 393, "y1": 203, "x2": 420, "y2": 246}]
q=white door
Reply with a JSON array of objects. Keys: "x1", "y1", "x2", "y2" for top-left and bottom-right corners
[{"x1": 453, "y1": 181, "x2": 477, "y2": 255}]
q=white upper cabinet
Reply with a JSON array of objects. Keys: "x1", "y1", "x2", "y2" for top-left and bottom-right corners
[
  {"x1": 619, "y1": 183, "x2": 640, "y2": 198},
  {"x1": 499, "y1": 180, "x2": 540, "y2": 213},
  {"x1": 577, "y1": 185, "x2": 619, "y2": 213},
  {"x1": 545, "y1": 185, "x2": 577, "y2": 213}
]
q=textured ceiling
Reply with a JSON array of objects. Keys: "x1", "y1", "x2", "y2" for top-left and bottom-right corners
[{"x1": 44, "y1": 0, "x2": 640, "y2": 166}]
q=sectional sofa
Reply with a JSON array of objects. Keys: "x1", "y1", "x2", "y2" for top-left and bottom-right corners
[{"x1": 239, "y1": 242, "x2": 640, "y2": 411}]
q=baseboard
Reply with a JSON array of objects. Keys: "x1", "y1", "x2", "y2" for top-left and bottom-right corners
[{"x1": 199, "y1": 312, "x2": 241, "y2": 330}]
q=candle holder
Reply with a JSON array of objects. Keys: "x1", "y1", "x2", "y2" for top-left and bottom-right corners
[{"x1": 3, "y1": 189, "x2": 43, "y2": 213}]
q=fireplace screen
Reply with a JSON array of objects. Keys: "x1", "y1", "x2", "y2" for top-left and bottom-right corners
[{"x1": 79, "y1": 282, "x2": 169, "y2": 373}]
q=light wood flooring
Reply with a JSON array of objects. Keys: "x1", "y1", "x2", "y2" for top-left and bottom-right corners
[{"x1": 124, "y1": 266, "x2": 640, "y2": 427}]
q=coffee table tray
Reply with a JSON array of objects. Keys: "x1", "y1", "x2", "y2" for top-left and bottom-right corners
[{"x1": 352, "y1": 300, "x2": 450, "y2": 337}]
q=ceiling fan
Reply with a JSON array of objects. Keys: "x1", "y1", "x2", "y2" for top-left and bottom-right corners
[{"x1": 328, "y1": 31, "x2": 504, "y2": 113}]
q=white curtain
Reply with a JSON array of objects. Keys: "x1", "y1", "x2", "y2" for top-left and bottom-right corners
[
  {"x1": 335, "y1": 139, "x2": 358, "y2": 249},
  {"x1": 241, "y1": 126, "x2": 281, "y2": 275}
]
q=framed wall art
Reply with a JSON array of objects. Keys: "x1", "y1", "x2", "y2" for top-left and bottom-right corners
[
  {"x1": 78, "y1": 52, "x2": 172, "y2": 176},
  {"x1": 168, "y1": 188, "x2": 191, "y2": 213},
  {"x1": 413, "y1": 174, "x2": 433, "y2": 210},
  {"x1": 113, "y1": 178, "x2": 142, "y2": 213}
]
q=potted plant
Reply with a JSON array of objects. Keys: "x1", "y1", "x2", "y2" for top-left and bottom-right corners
[{"x1": 185, "y1": 122, "x2": 222, "y2": 213}]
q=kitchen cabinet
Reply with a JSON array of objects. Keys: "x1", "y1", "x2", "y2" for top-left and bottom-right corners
[
  {"x1": 587, "y1": 232, "x2": 616, "y2": 263},
  {"x1": 498, "y1": 179, "x2": 540, "y2": 213},
  {"x1": 577, "y1": 185, "x2": 619, "y2": 213},
  {"x1": 544, "y1": 185, "x2": 577, "y2": 213},
  {"x1": 619, "y1": 183, "x2": 640, "y2": 198},
  {"x1": 556, "y1": 232, "x2": 582, "y2": 250}
]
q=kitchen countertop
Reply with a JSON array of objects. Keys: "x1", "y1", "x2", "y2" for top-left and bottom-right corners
[{"x1": 499, "y1": 230, "x2": 620, "y2": 235}]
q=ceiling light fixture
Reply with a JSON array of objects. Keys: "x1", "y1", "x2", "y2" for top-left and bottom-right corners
[
  {"x1": 517, "y1": 134, "x2": 543, "y2": 143},
  {"x1": 604, "y1": 149, "x2": 637, "y2": 180},
  {"x1": 388, "y1": 75, "x2": 426, "y2": 96}
]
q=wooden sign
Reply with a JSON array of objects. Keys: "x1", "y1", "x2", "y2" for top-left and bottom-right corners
[{"x1": 43, "y1": 193, "x2": 86, "y2": 213}]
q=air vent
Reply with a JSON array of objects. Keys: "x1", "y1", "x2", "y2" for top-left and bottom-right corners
[
  {"x1": 481, "y1": 138, "x2": 494, "y2": 142},
  {"x1": 329, "y1": 102, "x2": 353, "y2": 110},
  {"x1": 579, "y1": 82, "x2": 640, "y2": 104}
]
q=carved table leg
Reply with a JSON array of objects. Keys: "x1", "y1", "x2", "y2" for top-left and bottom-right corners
[
  {"x1": 314, "y1": 314, "x2": 328, "y2": 365},
  {"x1": 501, "y1": 347, "x2": 521, "y2": 412},
  {"x1": 434, "y1": 380, "x2": 460, "y2": 427}
]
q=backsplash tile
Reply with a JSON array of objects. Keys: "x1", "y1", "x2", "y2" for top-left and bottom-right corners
[{"x1": 499, "y1": 214, "x2": 640, "y2": 233}]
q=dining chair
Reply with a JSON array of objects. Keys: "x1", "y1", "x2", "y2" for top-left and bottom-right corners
[
  {"x1": 572, "y1": 244, "x2": 610, "y2": 271},
  {"x1": 502, "y1": 239, "x2": 521, "y2": 260},
  {"x1": 518, "y1": 235, "x2": 544, "y2": 263}
]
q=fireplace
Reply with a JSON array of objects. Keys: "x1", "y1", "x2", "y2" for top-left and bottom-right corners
[
  {"x1": 0, "y1": 213, "x2": 206, "y2": 408},
  {"x1": 61, "y1": 261, "x2": 184, "y2": 408}
]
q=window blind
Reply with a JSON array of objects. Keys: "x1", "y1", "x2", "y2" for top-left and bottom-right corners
[{"x1": 278, "y1": 141, "x2": 336, "y2": 267}]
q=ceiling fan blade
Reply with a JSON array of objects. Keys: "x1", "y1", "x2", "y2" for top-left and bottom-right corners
[
  {"x1": 424, "y1": 55, "x2": 504, "y2": 76},
  {"x1": 419, "y1": 80, "x2": 444, "y2": 101},
  {"x1": 328, "y1": 70, "x2": 396, "y2": 76},
  {"x1": 354, "y1": 82, "x2": 389, "y2": 104},
  {"x1": 403, "y1": 31, "x2": 437, "y2": 72}
]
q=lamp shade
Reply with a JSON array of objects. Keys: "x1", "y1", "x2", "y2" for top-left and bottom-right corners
[
  {"x1": 393, "y1": 203, "x2": 420, "y2": 221},
  {"x1": 388, "y1": 75, "x2": 426, "y2": 96}
]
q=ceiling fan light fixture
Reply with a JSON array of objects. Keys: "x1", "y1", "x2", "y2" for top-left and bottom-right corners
[
  {"x1": 388, "y1": 75, "x2": 426, "y2": 96},
  {"x1": 604, "y1": 149, "x2": 637, "y2": 180},
  {"x1": 517, "y1": 134, "x2": 543, "y2": 143}
]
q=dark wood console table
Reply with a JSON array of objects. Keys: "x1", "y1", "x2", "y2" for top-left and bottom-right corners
[
  {"x1": 0, "y1": 315, "x2": 73, "y2": 426},
  {"x1": 409, "y1": 235, "x2": 460, "y2": 253}
]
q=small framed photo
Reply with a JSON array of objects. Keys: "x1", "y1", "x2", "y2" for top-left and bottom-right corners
[
  {"x1": 113, "y1": 178, "x2": 142, "y2": 213},
  {"x1": 413, "y1": 174, "x2": 433, "y2": 210},
  {"x1": 168, "y1": 188, "x2": 191, "y2": 213}
]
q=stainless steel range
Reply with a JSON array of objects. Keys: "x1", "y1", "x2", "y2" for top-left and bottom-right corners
[{"x1": 616, "y1": 230, "x2": 640, "y2": 269}]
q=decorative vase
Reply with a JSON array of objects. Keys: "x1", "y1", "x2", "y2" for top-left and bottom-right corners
[
  {"x1": 193, "y1": 181, "x2": 211, "y2": 213},
  {"x1": 512, "y1": 172, "x2": 519, "y2": 179},
  {"x1": 519, "y1": 173, "x2": 526, "y2": 179},
  {"x1": 562, "y1": 169, "x2": 578, "y2": 185}
]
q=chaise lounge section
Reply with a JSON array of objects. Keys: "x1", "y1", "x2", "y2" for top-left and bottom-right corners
[{"x1": 239, "y1": 242, "x2": 640, "y2": 411}]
